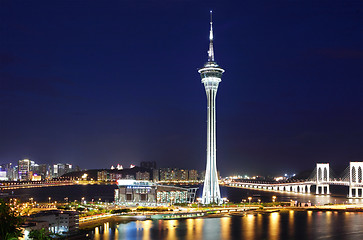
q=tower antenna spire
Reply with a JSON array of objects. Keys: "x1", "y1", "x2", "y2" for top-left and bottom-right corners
[{"x1": 208, "y1": 10, "x2": 214, "y2": 62}]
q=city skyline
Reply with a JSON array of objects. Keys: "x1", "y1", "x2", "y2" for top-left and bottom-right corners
[{"x1": 1, "y1": 1, "x2": 362, "y2": 176}]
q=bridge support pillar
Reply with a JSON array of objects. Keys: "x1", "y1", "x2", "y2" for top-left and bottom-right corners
[
  {"x1": 307, "y1": 185, "x2": 311, "y2": 193},
  {"x1": 316, "y1": 163, "x2": 330, "y2": 195},
  {"x1": 348, "y1": 162, "x2": 363, "y2": 198},
  {"x1": 349, "y1": 187, "x2": 363, "y2": 198},
  {"x1": 316, "y1": 184, "x2": 330, "y2": 195}
]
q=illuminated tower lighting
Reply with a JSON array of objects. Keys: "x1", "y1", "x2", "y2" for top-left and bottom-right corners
[{"x1": 198, "y1": 11, "x2": 224, "y2": 204}]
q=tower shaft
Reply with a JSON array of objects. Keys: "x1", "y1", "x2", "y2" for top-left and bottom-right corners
[
  {"x1": 198, "y1": 11, "x2": 224, "y2": 204},
  {"x1": 202, "y1": 85, "x2": 221, "y2": 204}
]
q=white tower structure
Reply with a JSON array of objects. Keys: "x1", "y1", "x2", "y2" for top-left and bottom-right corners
[
  {"x1": 198, "y1": 11, "x2": 225, "y2": 204},
  {"x1": 315, "y1": 163, "x2": 330, "y2": 195}
]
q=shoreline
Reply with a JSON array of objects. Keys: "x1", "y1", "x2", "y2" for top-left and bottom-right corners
[{"x1": 78, "y1": 205, "x2": 363, "y2": 230}]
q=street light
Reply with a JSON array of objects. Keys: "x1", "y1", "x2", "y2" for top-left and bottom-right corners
[
  {"x1": 248, "y1": 197, "x2": 252, "y2": 206},
  {"x1": 48, "y1": 197, "x2": 51, "y2": 204},
  {"x1": 272, "y1": 196, "x2": 276, "y2": 203},
  {"x1": 196, "y1": 198, "x2": 202, "y2": 208}
]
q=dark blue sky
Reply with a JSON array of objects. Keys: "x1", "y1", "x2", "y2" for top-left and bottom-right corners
[{"x1": 0, "y1": 0, "x2": 362, "y2": 176}]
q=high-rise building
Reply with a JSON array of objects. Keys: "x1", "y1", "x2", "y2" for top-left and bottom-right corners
[
  {"x1": 18, "y1": 159, "x2": 34, "y2": 181},
  {"x1": 33, "y1": 164, "x2": 48, "y2": 180},
  {"x1": 152, "y1": 169, "x2": 159, "y2": 182},
  {"x1": 136, "y1": 171, "x2": 150, "y2": 180},
  {"x1": 52, "y1": 163, "x2": 73, "y2": 178},
  {"x1": 0, "y1": 163, "x2": 14, "y2": 181},
  {"x1": 178, "y1": 169, "x2": 188, "y2": 181},
  {"x1": 198, "y1": 11, "x2": 224, "y2": 204},
  {"x1": 97, "y1": 170, "x2": 109, "y2": 181},
  {"x1": 188, "y1": 170, "x2": 198, "y2": 181},
  {"x1": 159, "y1": 168, "x2": 180, "y2": 181}
]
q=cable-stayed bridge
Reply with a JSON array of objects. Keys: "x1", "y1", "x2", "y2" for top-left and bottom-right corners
[{"x1": 227, "y1": 162, "x2": 363, "y2": 198}]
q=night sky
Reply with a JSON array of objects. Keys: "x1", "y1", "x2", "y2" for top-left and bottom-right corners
[{"x1": 1, "y1": 0, "x2": 362, "y2": 176}]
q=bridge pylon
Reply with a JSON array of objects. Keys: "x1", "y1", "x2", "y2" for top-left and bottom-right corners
[
  {"x1": 315, "y1": 163, "x2": 330, "y2": 195},
  {"x1": 349, "y1": 162, "x2": 363, "y2": 198}
]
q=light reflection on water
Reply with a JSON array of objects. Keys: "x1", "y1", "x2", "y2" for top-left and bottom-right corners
[
  {"x1": 220, "y1": 217, "x2": 231, "y2": 240},
  {"x1": 269, "y1": 212, "x2": 280, "y2": 240},
  {"x1": 90, "y1": 211, "x2": 363, "y2": 240},
  {"x1": 288, "y1": 210, "x2": 294, "y2": 239}
]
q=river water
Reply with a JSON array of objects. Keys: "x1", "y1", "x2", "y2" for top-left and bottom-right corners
[
  {"x1": 2, "y1": 184, "x2": 363, "y2": 239},
  {"x1": 91, "y1": 211, "x2": 363, "y2": 240}
]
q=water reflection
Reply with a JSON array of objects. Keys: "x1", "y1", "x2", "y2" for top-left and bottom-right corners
[
  {"x1": 186, "y1": 219, "x2": 194, "y2": 239},
  {"x1": 138, "y1": 220, "x2": 152, "y2": 240},
  {"x1": 306, "y1": 210, "x2": 313, "y2": 238},
  {"x1": 203, "y1": 217, "x2": 221, "y2": 240},
  {"x1": 114, "y1": 228, "x2": 119, "y2": 239},
  {"x1": 243, "y1": 214, "x2": 255, "y2": 239},
  {"x1": 195, "y1": 218, "x2": 204, "y2": 238},
  {"x1": 94, "y1": 226, "x2": 100, "y2": 240},
  {"x1": 165, "y1": 220, "x2": 178, "y2": 240},
  {"x1": 288, "y1": 210, "x2": 294, "y2": 239},
  {"x1": 220, "y1": 217, "x2": 231, "y2": 240},
  {"x1": 103, "y1": 222, "x2": 109, "y2": 239},
  {"x1": 269, "y1": 212, "x2": 280, "y2": 240},
  {"x1": 91, "y1": 211, "x2": 363, "y2": 240}
]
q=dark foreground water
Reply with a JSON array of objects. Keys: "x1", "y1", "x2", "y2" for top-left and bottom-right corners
[
  {"x1": 91, "y1": 211, "x2": 363, "y2": 240},
  {"x1": 2, "y1": 184, "x2": 363, "y2": 239}
]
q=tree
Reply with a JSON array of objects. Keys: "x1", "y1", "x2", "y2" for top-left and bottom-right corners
[
  {"x1": 0, "y1": 199, "x2": 23, "y2": 240},
  {"x1": 29, "y1": 228, "x2": 53, "y2": 240}
]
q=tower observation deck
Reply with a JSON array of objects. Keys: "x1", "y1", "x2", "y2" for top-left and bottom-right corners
[{"x1": 198, "y1": 11, "x2": 224, "y2": 204}]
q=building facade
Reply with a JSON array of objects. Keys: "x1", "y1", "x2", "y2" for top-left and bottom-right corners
[
  {"x1": 18, "y1": 159, "x2": 34, "y2": 181},
  {"x1": 114, "y1": 180, "x2": 192, "y2": 206},
  {"x1": 28, "y1": 210, "x2": 79, "y2": 234}
]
